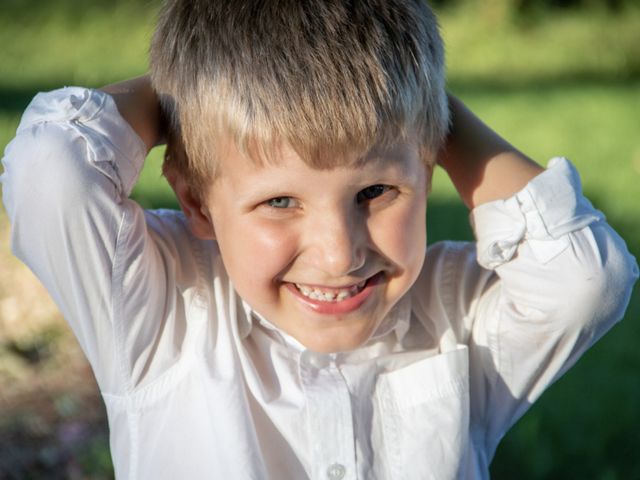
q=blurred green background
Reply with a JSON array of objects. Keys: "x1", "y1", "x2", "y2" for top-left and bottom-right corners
[{"x1": 0, "y1": 0, "x2": 638, "y2": 478}]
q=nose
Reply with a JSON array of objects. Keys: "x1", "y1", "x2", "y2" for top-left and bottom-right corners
[{"x1": 307, "y1": 206, "x2": 367, "y2": 277}]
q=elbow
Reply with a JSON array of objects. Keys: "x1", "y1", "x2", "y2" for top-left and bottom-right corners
[
  {"x1": 2, "y1": 122, "x2": 118, "y2": 266},
  {"x1": 3, "y1": 122, "x2": 114, "y2": 221},
  {"x1": 562, "y1": 222, "x2": 638, "y2": 337}
]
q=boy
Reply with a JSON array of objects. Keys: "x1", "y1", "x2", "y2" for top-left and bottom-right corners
[{"x1": 1, "y1": 0, "x2": 637, "y2": 478}]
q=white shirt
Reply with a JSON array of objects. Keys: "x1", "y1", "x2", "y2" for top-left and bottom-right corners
[{"x1": 1, "y1": 88, "x2": 637, "y2": 480}]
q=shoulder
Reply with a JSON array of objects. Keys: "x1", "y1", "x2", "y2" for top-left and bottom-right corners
[
  {"x1": 409, "y1": 241, "x2": 497, "y2": 344},
  {"x1": 421, "y1": 240, "x2": 493, "y2": 296},
  {"x1": 144, "y1": 208, "x2": 218, "y2": 252},
  {"x1": 122, "y1": 207, "x2": 222, "y2": 292},
  {"x1": 144, "y1": 208, "x2": 192, "y2": 241}
]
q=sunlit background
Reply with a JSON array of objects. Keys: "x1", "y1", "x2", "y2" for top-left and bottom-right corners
[{"x1": 0, "y1": 0, "x2": 639, "y2": 478}]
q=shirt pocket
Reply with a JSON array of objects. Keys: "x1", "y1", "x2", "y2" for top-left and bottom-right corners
[{"x1": 374, "y1": 345, "x2": 470, "y2": 480}]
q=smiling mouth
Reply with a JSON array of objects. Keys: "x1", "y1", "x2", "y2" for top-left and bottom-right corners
[
  {"x1": 294, "y1": 279, "x2": 368, "y2": 303},
  {"x1": 285, "y1": 273, "x2": 383, "y2": 315}
]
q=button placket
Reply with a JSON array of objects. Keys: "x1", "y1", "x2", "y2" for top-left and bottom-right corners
[{"x1": 300, "y1": 355, "x2": 356, "y2": 480}]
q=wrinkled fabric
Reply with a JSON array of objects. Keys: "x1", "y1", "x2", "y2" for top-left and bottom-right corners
[{"x1": 1, "y1": 88, "x2": 637, "y2": 480}]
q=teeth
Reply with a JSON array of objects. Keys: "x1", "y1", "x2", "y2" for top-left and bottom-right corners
[
  {"x1": 294, "y1": 280, "x2": 367, "y2": 303},
  {"x1": 299, "y1": 285, "x2": 311, "y2": 296},
  {"x1": 336, "y1": 291, "x2": 349, "y2": 301}
]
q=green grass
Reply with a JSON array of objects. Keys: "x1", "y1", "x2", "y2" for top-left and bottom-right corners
[{"x1": 0, "y1": 2, "x2": 639, "y2": 479}]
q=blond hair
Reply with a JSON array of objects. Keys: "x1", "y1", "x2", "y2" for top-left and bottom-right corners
[{"x1": 150, "y1": 0, "x2": 448, "y2": 198}]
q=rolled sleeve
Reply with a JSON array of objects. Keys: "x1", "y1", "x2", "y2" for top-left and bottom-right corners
[
  {"x1": 15, "y1": 87, "x2": 146, "y2": 195},
  {"x1": 471, "y1": 157, "x2": 605, "y2": 269}
]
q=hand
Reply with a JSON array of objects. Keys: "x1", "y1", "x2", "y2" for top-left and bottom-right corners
[
  {"x1": 438, "y1": 95, "x2": 544, "y2": 209},
  {"x1": 101, "y1": 75, "x2": 163, "y2": 153}
]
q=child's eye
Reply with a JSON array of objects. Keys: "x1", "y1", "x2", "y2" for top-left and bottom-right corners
[
  {"x1": 266, "y1": 197, "x2": 297, "y2": 209},
  {"x1": 356, "y1": 184, "x2": 392, "y2": 204}
]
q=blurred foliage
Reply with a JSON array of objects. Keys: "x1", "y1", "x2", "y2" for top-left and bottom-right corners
[
  {"x1": 431, "y1": 0, "x2": 640, "y2": 13},
  {"x1": 2, "y1": 0, "x2": 640, "y2": 21},
  {"x1": 0, "y1": 0, "x2": 151, "y2": 14}
]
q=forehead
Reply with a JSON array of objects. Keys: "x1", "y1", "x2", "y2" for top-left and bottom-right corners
[
  {"x1": 214, "y1": 133, "x2": 425, "y2": 181},
  {"x1": 204, "y1": 135, "x2": 428, "y2": 208}
]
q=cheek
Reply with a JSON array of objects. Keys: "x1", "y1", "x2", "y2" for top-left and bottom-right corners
[
  {"x1": 217, "y1": 218, "x2": 298, "y2": 295},
  {"x1": 372, "y1": 198, "x2": 427, "y2": 270}
]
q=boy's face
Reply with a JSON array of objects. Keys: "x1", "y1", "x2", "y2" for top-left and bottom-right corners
[{"x1": 202, "y1": 137, "x2": 429, "y2": 353}]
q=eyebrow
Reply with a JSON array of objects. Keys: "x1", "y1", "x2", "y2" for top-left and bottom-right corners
[{"x1": 356, "y1": 147, "x2": 421, "y2": 177}]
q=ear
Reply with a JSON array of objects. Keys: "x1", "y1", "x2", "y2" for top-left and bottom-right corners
[{"x1": 165, "y1": 170, "x2": 216, "y2": 240}]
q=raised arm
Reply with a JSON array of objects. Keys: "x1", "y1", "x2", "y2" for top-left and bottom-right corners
[
  {"x1": 438, "y1": 94, "x2": 544, "y2": 208},
  {"x1": 0, "y1": 84, "x2": 191, "y2": 395},
  {"x1": 101, "y1": 75, "x2": 163, "y2": 153},
  {"x1": 433, "y1": 95, "x2": 638, "y2": 460}
]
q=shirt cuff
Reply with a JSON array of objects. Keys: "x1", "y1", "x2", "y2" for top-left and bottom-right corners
[
  {"x1": 470, "y1": 157, "x2": 604, "y2": 270},
  {"x1": 18, "y1": 87, "x2": 147, "y2": 196}
]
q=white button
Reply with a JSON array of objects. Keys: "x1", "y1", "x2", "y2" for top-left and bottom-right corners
[{"x1": 327, "y1": 463, "x2": 346, "y2": 480}]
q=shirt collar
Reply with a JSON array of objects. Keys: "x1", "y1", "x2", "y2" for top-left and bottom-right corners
[{"x1": 238, "y1": 293, "x2": 412, "y2": 352}]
